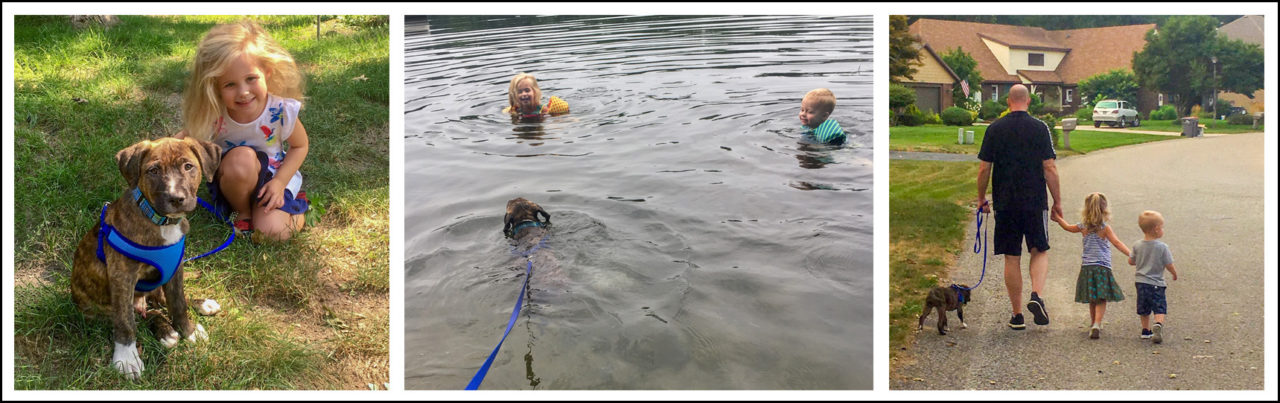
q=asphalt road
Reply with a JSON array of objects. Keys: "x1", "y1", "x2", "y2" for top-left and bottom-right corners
[{"x1": 891, "y1": 132, "x2": 1266, "y2": 390}]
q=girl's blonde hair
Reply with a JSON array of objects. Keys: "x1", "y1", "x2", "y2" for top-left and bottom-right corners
[
  {"x1": 507, "y1": 73, "x2": 541, "y2": 111},
  {"x1": 1080, "y1": 192, "x2": 1110, "y2": 234},
  {"x1": 182, "y1": 20, "x2": 304, "y2": 141}
]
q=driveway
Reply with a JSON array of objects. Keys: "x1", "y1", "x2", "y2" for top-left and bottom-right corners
[{"x1": 890, "y1": 132, "x2": 1266, "y2": 390}]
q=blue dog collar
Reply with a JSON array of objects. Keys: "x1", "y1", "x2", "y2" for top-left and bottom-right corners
[
  {"x1": 132, "y1": 187, "x2": 179, "y2": 226},
  {"x1": 96, "y1": 200, "x2": 186, "y2": 292},
  {"x1": 509, "y1": 220, "x2": 545, "y2": 237}
]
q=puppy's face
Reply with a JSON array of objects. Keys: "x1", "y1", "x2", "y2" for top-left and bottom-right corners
[
  {"x1": 504, "y1": 197, "x2": 550, "y2": 238},
  {"x1": 116, "y1": 137, "x2": 221, "y2": 217}
]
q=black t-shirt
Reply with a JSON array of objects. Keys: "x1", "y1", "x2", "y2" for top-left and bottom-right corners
[{"x1": 978, "y1": 111, "x2": 1056, "y2": 211}]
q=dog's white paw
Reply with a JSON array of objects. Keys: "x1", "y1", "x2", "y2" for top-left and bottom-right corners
[
  {"x1": 961, "y1": 322, "x2": 968, "y2": 329},
  {"x1": 195, "y1": 299, "x2": 221, "y2": 316},
  {"x1": 112, "y1": 341, "x2": 144, "y2": 380},
  {"x1": 186, "y1": 323, "x2": 208, "y2": 343},
  {"x1": 160, "y1": 330, "x2": 181, "y2": 349}
]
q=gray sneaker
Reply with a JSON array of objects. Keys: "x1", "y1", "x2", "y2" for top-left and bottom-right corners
[{"x1": 1152, "y1": 322, "x2": 1163, "y2": 344}]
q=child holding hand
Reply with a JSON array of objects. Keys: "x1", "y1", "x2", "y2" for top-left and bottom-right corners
[
  {"x1": 1052, "y1": 192, "x2": 1131, "y2": 339},
  {"x1": 1129, "y1": 210, "x2": 1178, "y2": 343},
  {"x1": 175, "y1": 20, "x2": 310, "y2": 242}
]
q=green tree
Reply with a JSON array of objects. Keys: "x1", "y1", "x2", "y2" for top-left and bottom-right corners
[
  {"x1": 889, "y1": 15, "x2": 923, "y2": 83},
  {"x1": 1133, "y1": 15, "x2": 1264, "y2": 116},
  {"x1": 889, "y1": 83, "x2": 917, "y2": 125},
  {"x1": 1077, "y1": 69, "x2": 1139, "y2": 104},
  {"x1": 938, "y1": 47, "x2": 984, "y2": 109}
]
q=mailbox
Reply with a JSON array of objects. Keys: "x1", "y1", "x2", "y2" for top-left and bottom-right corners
[{"x1": 1061, "y1": 118, "x2": 1077, "y2": 131}]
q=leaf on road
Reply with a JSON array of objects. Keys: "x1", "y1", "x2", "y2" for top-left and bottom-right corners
[
  {"x1": 1168, "y1": 374, "x2": 1178, "y2": 379},
  {"x1": 1192, "y1": 355, "x2": 1214, "y2": 359},
  {"x1": 1112, "y1": 360, "x2": 1121, "y2": 365},
  {"x1": 912, "y1": 377, "x2": 924, "y2": 382}
]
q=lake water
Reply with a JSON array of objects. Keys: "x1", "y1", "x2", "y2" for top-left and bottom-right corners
[{"x1": 403, "y1": 15, "x2": 874, "y2": 390}]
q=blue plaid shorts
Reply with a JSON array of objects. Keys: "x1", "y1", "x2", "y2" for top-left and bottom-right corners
[{"x1": 1135, "y1": 283, "x2": 1167, "y2": 315}]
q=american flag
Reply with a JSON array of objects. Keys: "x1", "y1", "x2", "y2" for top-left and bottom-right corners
[{"x1": 960, "y1": 79, "x2": 970, "y2": 98}]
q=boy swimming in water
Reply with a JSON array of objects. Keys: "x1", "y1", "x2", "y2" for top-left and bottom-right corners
[{"x1": 799, "y1": 88, "x2": 845, "y2": 145}]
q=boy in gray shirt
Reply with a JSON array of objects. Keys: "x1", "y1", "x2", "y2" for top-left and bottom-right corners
[{"x1": 1128, "y1": 210, "x2": 1180, "y2": 343}]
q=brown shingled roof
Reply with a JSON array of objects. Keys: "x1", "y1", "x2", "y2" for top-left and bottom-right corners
[
  {"x1": 909, "y1": 18, "x2": 1156, "y2": 85},
  {"x1": 1016, "y1": 70, "x2": 1063, "y2": 84},
  {"x1": 1050, "y1": 24, "x2": 1156, "y2": 83}
]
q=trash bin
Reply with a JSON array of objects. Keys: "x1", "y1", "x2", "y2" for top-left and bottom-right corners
[
  {"x1": 1181, "y1": 117, "x2": 1200, "y2": 137},
  {"x1": 1254, "y1": 112, "x2": 1264, "y2": 130}
]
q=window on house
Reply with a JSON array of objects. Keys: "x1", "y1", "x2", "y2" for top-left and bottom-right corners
[
  {"x1": 1066, "y1": 89, "x2": 1073, "y2": 103},
  {"x1": 1158, "y1": 93, "x2": 1164, "y2": 106},
  {"x1": 1029, "y1": 53, "x2": 1044, "y2": 66},
  {"x1": 991, "y1": 86, "x2": 999, "y2": 101}
]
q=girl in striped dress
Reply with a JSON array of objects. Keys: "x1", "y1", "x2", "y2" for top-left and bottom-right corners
[{"x1": 1052, "y1": 192, "x2": 1133, "y2": 339}]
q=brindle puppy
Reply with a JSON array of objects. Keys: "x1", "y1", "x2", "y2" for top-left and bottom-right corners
[
  {"x1": 503, "y1": 198, "x2": 562, "y2": 287},
  {"x1": 71, "y1": 137, "x2": 221, "y2": 380},
  {"x1": 917, "y1": 284, "x2": 972, "y2": 335}
]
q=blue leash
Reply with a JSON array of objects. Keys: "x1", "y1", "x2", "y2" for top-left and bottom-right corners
[
  {"x1": 466, "y1": 233, "x2": 548, "y2": 390},
  {"x1": 952, "y1": 201, "x2": 989, "y2": 300},
  {"x1": 185, "y1": 197, "x2": 235, "y2": 263}
]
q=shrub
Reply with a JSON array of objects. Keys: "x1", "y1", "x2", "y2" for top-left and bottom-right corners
[
  {"x1": 1228, "y1": 113, "x2": 1255, "y2": 125},
  {"x1": 888, "y1": 108, "x2": 896, "y2": 127},
  {"x1": 924, "y1": 111, "x2": 943, "y2": 125},
  {"x1": 941, "y1": 106, "x2": 975, "y2": 126},
  {"x1": 1038, "y1": 113, "x2": 1062, "y2": 149},
  {"x1": 999, "y1": 92, "x2": 1044, "y2": 115},
  {"x1": 1074, "y1": 106, "x2": 1093, "y2": 122},
  {"x1": 889, "y1": 83, "x2": 916, "y2": 111},
  {"x1": 1149, "y1": 105, "x2": 1178, "y2": 120},
  {"x1": 980, "y1": 100, "x2": 1005, "y2": 120},
  {"x1": 899, "y1": 104, "x2": 925, "y2": 126}
]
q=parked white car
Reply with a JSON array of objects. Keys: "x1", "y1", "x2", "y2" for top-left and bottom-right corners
[{"x1": 1092, "y1": 99, "x2": 1140, "y2": 128}]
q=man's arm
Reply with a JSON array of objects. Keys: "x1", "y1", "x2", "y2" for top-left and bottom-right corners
[
  {"x1": 1043, "y1": 158, "x2": 1062, "y2": 221},
  {"x1": 977, "y1": 160, "x2": 992, "y2": 212}
]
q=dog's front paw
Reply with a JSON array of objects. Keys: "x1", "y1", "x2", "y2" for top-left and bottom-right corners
[
  {"x1": 185, "y1": 323, "x2": 209, "y2": 343},
  {"x1": 112, "y1": 341, "x2": 144, "y2": 380},
  {"x1": 961, "y1": 322, "x2": 968, "y2": 329},
  {"x1": 193, "y1": 299, "x2": 221, "y2": 316},
  {"x1": 160, "y1": 330, "x2": 181, "y2": 348}
]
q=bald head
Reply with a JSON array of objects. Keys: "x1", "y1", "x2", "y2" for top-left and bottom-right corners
[{"x1": 1008, "y1": 84, "x2": 1030, "y2": 111}]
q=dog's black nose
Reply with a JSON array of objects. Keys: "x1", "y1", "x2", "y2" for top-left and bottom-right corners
[{"x1": 168, "y1": 195, "x2": 186, "y2": 207}]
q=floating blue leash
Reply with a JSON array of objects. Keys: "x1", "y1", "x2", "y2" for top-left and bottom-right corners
[
  {"x1": 952, "y1": 201, "x2": 990, "y2": 302},
  {"x1": 467, "y1": 233, "x2": 548, "y2": 390}
]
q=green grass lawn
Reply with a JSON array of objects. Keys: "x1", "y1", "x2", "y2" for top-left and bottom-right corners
[
  {"x1": 13, "y1": 15, "x2": 389, "y2": 390},
  {"x1": 888, "y1": 160, "x2": 977, "y2": 367},
  {"x1": 890, "y1": 124, "x2": 1182, "y2": 156},
  {"x1": 1123, "y1": 118, "x2": 1264, "y2": 134}
]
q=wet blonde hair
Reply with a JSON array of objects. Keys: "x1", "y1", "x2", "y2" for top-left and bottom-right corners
[
  {"x1": 1080, "y1": 192, "x2": 1110, "y2": 234},
  {"x1": 1138, "y1": 210, "x2": 1164, "y2": 235},
  {"x1": 804, "y1": 88, "x2": 837, "y2": 114},
  {"x1": 182, "y1": 20, "x2": 304, "y2": 141},
  {"x1": 507, "y1": 73, "x2": 542, "y2": 112}
]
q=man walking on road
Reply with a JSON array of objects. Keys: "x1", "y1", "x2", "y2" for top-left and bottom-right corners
[{"x1": 976, "y1": 84, "x2": 1063, "y2": 330}]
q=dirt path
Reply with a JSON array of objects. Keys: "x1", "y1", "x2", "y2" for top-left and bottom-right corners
[{"x1": 891, "y1": 132, "x2": 1266, "y2": 390}]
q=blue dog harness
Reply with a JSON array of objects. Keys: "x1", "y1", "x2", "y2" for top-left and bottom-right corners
[{"x1": 96, "y1": 188, "x2": 186, "y2": 292}]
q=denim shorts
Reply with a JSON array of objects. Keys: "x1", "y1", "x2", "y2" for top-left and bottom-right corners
[{"x1": 1135, "y1": 282, "x2": 1167, "y2": 315}]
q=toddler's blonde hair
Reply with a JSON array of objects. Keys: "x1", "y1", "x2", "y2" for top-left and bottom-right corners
[
  {"x1": 507, "y1": 73, "x2": 542, "y2": 111},
  {"x1": 182, "y1": 20, "x2": 304, "y2": 141},
  {"x1": 1080, "y1": 192, "x2": 1110, "y2": 234},
  {"x1": 1138, "y1": 210, "x2": 1164, "y2": 235},
  {"x1": 804, "y1": 88, "x2": 837, "y2": 114}
]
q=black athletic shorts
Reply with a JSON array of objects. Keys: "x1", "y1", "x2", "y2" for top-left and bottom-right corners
[{"x1": 993, "y1": 209, "x2": 1050, "y2": 256}]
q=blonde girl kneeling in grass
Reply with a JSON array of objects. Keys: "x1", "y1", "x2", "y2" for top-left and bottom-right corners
[{"x1": 176, "y1": 20, "x2": 310, "y2": 242}]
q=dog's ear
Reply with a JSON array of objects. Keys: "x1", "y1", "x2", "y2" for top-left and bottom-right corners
[
  {"x1": 116, "y1": 141, "x2": 152, "y2": 188},
  {"x1": 187, "y1": 138, "x2": 222, "y2": 183},
  {"x1": 537, "y1": 207, "x2": 551, "y2": 225},
  {"x1": 503, "y1": 211, "x2": 512, "y2": 238}
]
